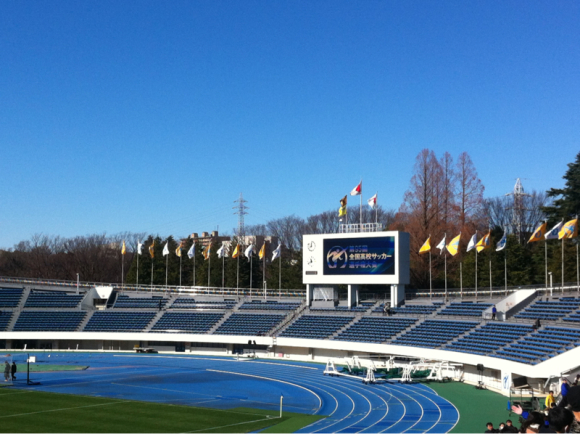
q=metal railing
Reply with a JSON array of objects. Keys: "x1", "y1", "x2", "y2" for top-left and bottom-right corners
[
  {"x1": 339, "y1": 223, "x2": 383, "y2": 233},
  {"x1": 0, "y1": 276, "x2": 306, "y2": 299},
  {"x1": 407, "y1": 282, "x2": 580, "y2": 300}
]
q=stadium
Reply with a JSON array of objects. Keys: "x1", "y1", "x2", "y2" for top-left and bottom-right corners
[{"x1": 1, "y1": 229, "x2": 579, "y2": 433}]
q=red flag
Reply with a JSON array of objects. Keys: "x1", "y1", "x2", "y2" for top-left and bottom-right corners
[{"x1": 350, "y1": 181, "x2": 362, "y2": 196}]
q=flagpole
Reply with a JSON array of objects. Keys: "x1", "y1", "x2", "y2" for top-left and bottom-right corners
[
  {"x1": 375, "y1": 192, "x2": 378, "y2": 224},
  {"x1": 193, "y1": 252, "x2": 196, "y2": 286},
  {"x1": 545, "y1": 240, "x2": 548, "y2": 288},
  {"x1": 165, "y1": 254, "x2": 168, "y2": 289},
  {"x1": 236, "y1": 253, "x2": 240, "y2": 297},
  {"x1": 136, "y1": 251, "x2": 139, "y2": 286},
  {"x1": 250, "y1": 255, "x2": 253, "y2": 296},
  {"x1": 279, "y1": 253, "x2": 282, "y2": 298},
  {"x1": 489, "y1": 257, "x2": 492, "y2": 299},
  {"x1": 263, "y1": 246, "x2": 266, "y2": 300},
  {"x1": 359, "y1": 188, "x2": 363, "y2": 228},
  {"x1": 151, "y1": 259, "x2": 154, "y2": 292},
  {"x1": 121, "y1": 253, "x2": 124, "y2": 287},
  {"x1": 429, "y1": 248, "x2": 432, "y2": 300},
  {"x1": 222, "y1": 255, "x2": 225, "y2": 289},
  {"x1": 208, "y1": 248, "x2": 211, "y2": 288},
  {"x1": 475, "y1": 249, "x2": 478, "y2": 299},
  {"x1": 179, "y1": 254, "x2": 182, "y2": 287},
  {"x1": 562, "y1": 237, "x2": 565, "y2": 292},
  {"x1": 460, "y1": 262, "x2": 463, "y2": 299},
  {"x1": 576, "y1": 241, "x2": 580, "y2": 292},
  {"x1": 505, "y1": 253, "x2": 508, "y2": 296},
  {"x1": 444, "y1": 233, "x2": 447, "y2": 299}
]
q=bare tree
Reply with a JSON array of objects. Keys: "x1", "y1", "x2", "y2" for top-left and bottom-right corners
[{"x1": 456, "y1": 152, "x2": 485, "y2": 230}]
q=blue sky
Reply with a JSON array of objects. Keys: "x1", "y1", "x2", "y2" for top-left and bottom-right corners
[{"x1": 1, "y1": 1, "x2": 578, "y2": 249}]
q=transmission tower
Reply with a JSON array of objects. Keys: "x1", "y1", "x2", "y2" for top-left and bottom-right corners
[
  {"x1": 233, "y1": 192, "x2": 248, "y2": 242},
  {"x1": 505, "y1": 178, "x2": 530, "y2": 244}
]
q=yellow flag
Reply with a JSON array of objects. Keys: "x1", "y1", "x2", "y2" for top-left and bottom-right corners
[
  {"x1": 121, "y1": 240, "x2": 126, "y2": 255},
  {"x1": 476, "y1": 231, "x2": 491, "y2": 253},
  {"x1": 338, "y1": 195, "x2": 347, "y2": 217},
  {"x1": 446, "y1": 234, "x2": 461, "y2": 256},
  {"x1": 259, "y1": 243, "x2": 266, "y2": 260},
  {"x1": 232, "y1": 244, "x2": 240, "y2": 258},
  {"x1": 419, "y1": 237, "x2": 431, "y2": 254},
  {"x1": 175, "y1": 245, "x2": 181, "y2": 257},
  {"x1": 149, "y1": 241, "x2": 155, "y2": 258},
  {"x1": 559, "y1": 218, "x2": 578, "y2": 239},
  {"x1": 203, "y1": 244, "x2": 211, "y2": 260},
  {"x1": 528, "y1": 222, "x2": 547, "y2": 243}
]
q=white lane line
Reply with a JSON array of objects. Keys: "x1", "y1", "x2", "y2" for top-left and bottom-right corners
[
  {"x1": 207, "y1": 368, "x2": 323, "y2": 413},
  {"x1": 0, "y1": 401, "x2": 127, "y2": 419},
  {"x1": 183, "y1": 416, "x2": 276, "y2": 433},
  {"x1": 114, "y1": 355, "x2": 318, "y2": 370}
]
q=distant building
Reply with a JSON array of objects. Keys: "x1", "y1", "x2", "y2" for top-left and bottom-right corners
[{"x1": 190, "y1": 231, "x2": 230, "y2": 248}]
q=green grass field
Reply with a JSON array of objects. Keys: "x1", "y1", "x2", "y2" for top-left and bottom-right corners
[
  {"x1": 427, "y1": 381, "x2": 512, "y2": 433},
  {"x1": 26, "y1": 364, "x2": 88, "y2": 372},
  {"x1": 0, "y1": 388, "x2": 323, "y2": 433}
]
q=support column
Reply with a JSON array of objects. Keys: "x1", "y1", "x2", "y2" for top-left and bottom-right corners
[
  {"x1": 306, "y1": 284, "x2": 314, "y2": 307},
  {"x1": 347, "y1": 284, "x2": 359, "y2": 308},
  {"x1": 391, "y1": 284, "x2": 406, "y2": 307}
]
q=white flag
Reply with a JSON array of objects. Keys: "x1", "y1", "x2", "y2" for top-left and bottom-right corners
[
  {"x1": 496, "y1": 231, "x2": 507, "y2": 251},
  {"x1": 466, "y1": 233, "x2": 477, "y2": 252},
  {"x1": 244, "y1": 244, "x2": 254, "y2": 260},
  {"x1": 545, "y1": 221, "x2": 563, "y2": 240},
  {"x1": 217, "y1": 244, "x2": 227, "y2": 258},
  {"x1": 436, "y1": 236, "x2": 446, "y2": 254},
  {"x1": 137, "y1": 241, "x2": 142, "y2": 255},
  {"x1": 367, "y1": 193, "x2": 377, "y2": 209},
  {"x1": 187, "y1": 243, "x2": 195, "y2": 259},
  {"x1": 162, "y1": 242, "x2": 169, "y2": 256},
  {"x1": 272, "y1": 243, "x2": 282, "y2": 261}
]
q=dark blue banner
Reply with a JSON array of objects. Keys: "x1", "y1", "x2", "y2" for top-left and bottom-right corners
[{"x1": 323, "y1": 237, "x2": 395, "y2": 275}]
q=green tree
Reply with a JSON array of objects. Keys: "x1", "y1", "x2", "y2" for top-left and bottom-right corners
[{"x1": 544, "y1": 151, "x2": 580, "y2": 221}]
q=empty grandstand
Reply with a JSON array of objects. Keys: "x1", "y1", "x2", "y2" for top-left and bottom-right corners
[{"x1": 1, "y1": 275, "x2": 580, "y2": 401}]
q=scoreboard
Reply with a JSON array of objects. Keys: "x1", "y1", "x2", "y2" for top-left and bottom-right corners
[{"x1": 303, "y1": 232, "x2": 410, "y2": 285}]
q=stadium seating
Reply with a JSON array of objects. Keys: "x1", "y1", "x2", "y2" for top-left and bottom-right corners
[
  {"x1": 0, "y1": 311, "x2": 13, "y2": 331},
  {"x1": 152, "y1": 312, "x2": 224, "y2": 333},
  {"x1": 213, "y1": 313, "x2": 285, "y2": 336},
  {"x1": 514, "y1": 297, "x2": 580, "y2": 321},
  {"x1": 564, "y1": 311, "x2": 580, "y2": 323},
  {"x1": 239, "y1": 300, "x2": 301, "y2": 311},
  {"x1": 25, "y1": 291, "x2": 84, "y2": 308},
  {"x1": 280, "y1": 315, "x2": 354, "y2": 339},
  {"x1": 0, "y1": 288, "x2": 24, "y2": 307},
  {"x1": 437, "y1": 302, "x2": 493, "y2": 317},
  {"x1": 171, "y1": 298, "x2": 236, "y2": 310},
  {"x1": 377, "y1": 303, "x2": 440, "y2": 315},
  {"x1": 392, "y1": 320, "x2": 478, "y2": 349},
  {"x1": 444, "y1": 322, "x2": 534, "y2": 355},
  {"x1": 114, "y1": 295, "x2": 167, "y2": 309},
  {"x1": 84, "y1": 312, "x2": 157, "y2": 332},
  {"x1": 333, "y1": 317, "x2": 417, "y2": 343},
  {"x1": 493, "y1": 326, "x2": 580, "y2": 364},
  {"x1": 14, "y1": 311, "x2": 86, "y2": 331}
]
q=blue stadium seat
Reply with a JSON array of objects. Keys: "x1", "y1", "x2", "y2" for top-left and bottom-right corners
[
  {"x1": 14, "y1": 311, "x2": 86, "y2": 331},
  {"x1": 280, "y1": 315, "x2": 354, "y2": 339}
]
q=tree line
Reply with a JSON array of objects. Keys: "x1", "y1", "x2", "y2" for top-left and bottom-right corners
[{"x1": 1, "y1": 151, "x2": 578, "y2": 290}]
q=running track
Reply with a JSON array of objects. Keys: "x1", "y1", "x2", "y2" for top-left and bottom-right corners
[{"x1": 8, "y1": 353, "x2": 459, "y2": 433}]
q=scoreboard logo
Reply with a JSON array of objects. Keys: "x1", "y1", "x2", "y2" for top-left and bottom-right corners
[{"x1": 326, "y1": 247, "x2": 348, "y2": 269}]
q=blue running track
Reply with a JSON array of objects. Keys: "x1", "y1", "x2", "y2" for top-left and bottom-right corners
[{"x1": 8, "y1": 353, "x2": 459, "y2": 433}]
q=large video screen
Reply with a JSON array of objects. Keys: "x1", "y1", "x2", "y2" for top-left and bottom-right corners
[{"x1": 322, "y1": 236, "x2": 395, "y2": 275}]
